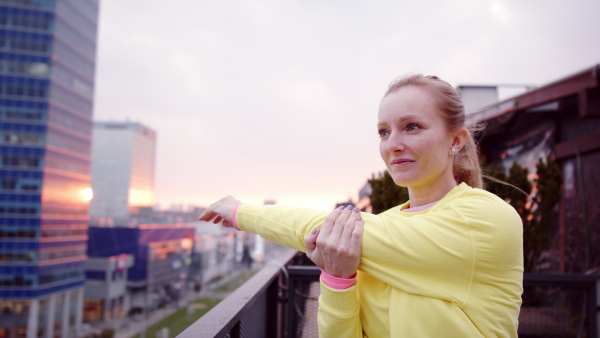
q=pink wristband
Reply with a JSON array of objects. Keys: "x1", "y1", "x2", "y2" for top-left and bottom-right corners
[
  {"x1": 231, "y1": 204, "x2": 242, "y2": 231},
  {"x1": 321, "y1": 270, "x2": 356, "y2": 290}
]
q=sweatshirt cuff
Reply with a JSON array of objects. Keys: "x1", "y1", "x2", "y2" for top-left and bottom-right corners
[
  {"x1": 319, "y1": 278, "x2": 359, "y2": 318},
  {"x1": 232, "y1": 204, "x2": 243, "y2": 231},
  {"x1": 321, "y1": 270, "x2": 356, "y2": 289}
]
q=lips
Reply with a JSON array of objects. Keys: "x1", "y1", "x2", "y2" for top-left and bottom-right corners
[{"x1": 390, "y1": 159, "x2": 414, "y2": 167}]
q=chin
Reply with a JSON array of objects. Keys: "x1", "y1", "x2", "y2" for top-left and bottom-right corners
[{"x1": 389, "y1": 175, "x2": 413, "y2": 188}]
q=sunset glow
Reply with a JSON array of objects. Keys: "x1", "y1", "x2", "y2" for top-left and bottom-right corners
[{"x1": 83, "y1": 188, "x2": 94, "y2": 201}]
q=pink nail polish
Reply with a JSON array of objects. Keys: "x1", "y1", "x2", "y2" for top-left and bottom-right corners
[
  {"x1": 345, "y1": 205, "x2": 353, "y2": 210},
  {"x1": 353, "y1": 207, "x2": 359, "y2": 213},
  {"x1": 357, "y1": 217, "x2": 362, "y2": 221}
]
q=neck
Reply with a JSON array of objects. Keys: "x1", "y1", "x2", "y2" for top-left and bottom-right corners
[{"x1": 407, "y1": 172, "x2": 458, "y2": 208}]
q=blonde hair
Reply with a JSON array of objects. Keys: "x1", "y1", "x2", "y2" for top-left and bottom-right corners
[{"x1": 385, "y1": 74, "x2": 483, "y2": 189}]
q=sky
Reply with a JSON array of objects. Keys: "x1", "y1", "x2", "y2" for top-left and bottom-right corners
[{"x1": 93, "y1": 0, "x2": 600, "y2": 211}]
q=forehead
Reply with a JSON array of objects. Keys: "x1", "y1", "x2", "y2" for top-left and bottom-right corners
[{"x1": 378, "y1": 86, "x2": 441, "y2": 123}]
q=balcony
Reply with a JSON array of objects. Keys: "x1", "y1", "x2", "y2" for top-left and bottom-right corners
[{"x1": 179, "y1": 248, "x2": 599, "y2": 338}]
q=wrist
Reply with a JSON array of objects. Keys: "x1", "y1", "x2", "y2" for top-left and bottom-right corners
[
  {"x1": 231, "y1": 204, "x2": 243, "y2": 231},
  {"x1": 321, "y1": 270, "x2": 356, "y2": 290}
]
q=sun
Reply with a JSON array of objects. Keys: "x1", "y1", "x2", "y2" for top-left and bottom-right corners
[{"x1": 83, "y1": 188, "x2": 94, "y2": 201}]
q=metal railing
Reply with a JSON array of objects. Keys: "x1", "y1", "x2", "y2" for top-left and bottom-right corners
[
  {"x1": 178, "y1": 248, "x2": 298, "y2": 338},
  {"x1": 179, "y1": 250, "x2": 599, "y2": 338}
]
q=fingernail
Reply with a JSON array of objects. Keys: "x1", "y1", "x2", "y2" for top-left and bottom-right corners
[
  {"x1": 311, "y1": 228, "x2": 318, "y2": 235},
  {"x1": 357, "y1": 217, "x2": 362, "y2": 221},
  {"x1": 345, "y1": 205, "x2": 353, "y2": 210},
  {"x1": 353, "y1": 207, "x2": 360, "y2": 213},
  {"x1": 337, "y1": 206, "x2": 344, "y2": 210}
]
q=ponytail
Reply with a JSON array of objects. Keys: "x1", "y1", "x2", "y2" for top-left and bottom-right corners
[{"x1": 454, "y1": 130, "x2": 482, "y2": 189}]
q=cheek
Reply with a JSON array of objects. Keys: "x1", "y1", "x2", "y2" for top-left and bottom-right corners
[{"x1": 379, "y1": 142, "x2": 387, "y2": 161}]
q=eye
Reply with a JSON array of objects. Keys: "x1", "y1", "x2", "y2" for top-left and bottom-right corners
[
  {"x1": 406, "y1": 123, "x2": 422, "y2": 132},
  {"x1": 378, "y1": 129, "x2": 390, "y2": 138}
]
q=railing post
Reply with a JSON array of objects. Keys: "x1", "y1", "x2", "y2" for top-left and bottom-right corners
[
  {"x1": 595, "y1": 276, "x2": 599, "y2": 338},
  {"x1": 230, "y1": 321, "x2": 241, "y2": 338},
  {"x1": 265, "y1": 273, "x2": 280, "y2": 338},
  {"x1": 287, "y1": 273, "x2": 296, "y2": 338}
]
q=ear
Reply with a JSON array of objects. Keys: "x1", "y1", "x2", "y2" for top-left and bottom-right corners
[{"x1": 452, "y1": 127, "x2": 468, "y2": 151}]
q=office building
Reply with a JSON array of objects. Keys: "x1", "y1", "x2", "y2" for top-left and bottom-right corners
[
  {"x1": 86, "y1": 225, "x2": 194, "y2": 319},
  {"x1": 0, "y1": 0, "x2": 99, "y2": 337},
  {"x1": 82, "y1": 253, "x2": 134, "y2": 322},
  {"x1": 89, "y1": 121, "x2": 156, "y2": 224}
]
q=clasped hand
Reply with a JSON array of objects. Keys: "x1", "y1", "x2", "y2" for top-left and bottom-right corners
[{"x1": 304, "y1": 206, "x2": 364, "y2": 279}]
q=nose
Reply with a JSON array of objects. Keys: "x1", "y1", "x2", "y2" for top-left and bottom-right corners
[
  {"x1": 385, "y1": 132, "x2": 406, "y2": 153},
  {"x1": 385, "y1": 131, "x2": 405, "y2": 153}
]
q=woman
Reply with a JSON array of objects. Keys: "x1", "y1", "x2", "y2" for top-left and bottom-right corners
[{"x1": 199, "y1": 75, "x2": 523, "y2": 337}]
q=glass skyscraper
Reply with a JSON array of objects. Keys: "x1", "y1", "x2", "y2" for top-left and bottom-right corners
[
  {"x1": 0, "y1": 0, "x2": 99, "y2": 337},
  {"x1": 89, "y1": 121, "x2": 156, "y2": 225}
]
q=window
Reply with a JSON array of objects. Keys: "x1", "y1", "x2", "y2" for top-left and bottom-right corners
[
  {"x1": 1, "y1": 179, "x2": 17, "y2": 190},
  {"x1": 1, "y1": 156, "x2": 41, "y2": 168}
]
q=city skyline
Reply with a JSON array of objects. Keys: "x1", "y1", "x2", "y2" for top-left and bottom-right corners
[{"x1": 93, "y1": 1, "x2": 600, "y2": 210}]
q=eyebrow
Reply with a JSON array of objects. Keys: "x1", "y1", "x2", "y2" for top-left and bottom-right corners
[{"x1": 377, "y1": 114, "x2": 421, "y2": 128}]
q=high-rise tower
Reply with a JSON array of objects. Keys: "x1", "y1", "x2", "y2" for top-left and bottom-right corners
[
  {"x1": 0, "y1": 0, "x2": 99, "y2": 337},
  {"x1": 89, "y1": 121, "x2": 156, "y2": 225}
]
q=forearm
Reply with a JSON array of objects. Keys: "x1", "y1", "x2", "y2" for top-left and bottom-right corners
[{"x1": 235, "y1": 204, "x2": 329, "y2": 252}]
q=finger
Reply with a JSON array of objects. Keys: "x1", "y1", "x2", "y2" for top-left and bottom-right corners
[
  {"x1": 340, "y1": 207, "x2": 361, "y2": 243},
  {"x1": 198, "y1": 207, "x2": 214, "y2": 221},
  {"x1": 351, "y1": 215, "x2": 364, "y2": 252},
  {"x1": 304, "y1": 227, "x2": 319, "y2": 255},
  {"x1": 320, "y1": 206, "x2": 344, "y2": 236},
  {"x1": 222, "y1": 220, "x2": 232, "y2": 228},
  {"x1": 329, "y1": 205, "x2": 354, "y2": 240},
  {"x1": 214, "y1": 216, "x2": 223, "y2": 224},
  {"x1": 199, "y1": 212, "x2": 217, "y2": 223}
]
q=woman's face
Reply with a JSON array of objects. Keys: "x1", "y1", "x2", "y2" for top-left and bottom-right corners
[{"x1": 378, "y1": 86, "x2": 457, "y2": 190}]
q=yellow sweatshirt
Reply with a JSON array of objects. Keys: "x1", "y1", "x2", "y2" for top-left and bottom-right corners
[{"x1": 236, "y1": 183, "x2": 523, "y2": 337}]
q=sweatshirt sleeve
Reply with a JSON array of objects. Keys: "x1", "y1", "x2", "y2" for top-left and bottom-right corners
[
  {"x1": 235, "y1": 204, "x2": 329, "y2": 251},
  {"x1": 235, "y1": 192, "x2": 522, "y2": 306},
  {"x1": 356, "y1": 194, "x2": 522, "y2": 305},
  {"x1": 317, "y1": 280, "x2": 363, "y2": 338}
]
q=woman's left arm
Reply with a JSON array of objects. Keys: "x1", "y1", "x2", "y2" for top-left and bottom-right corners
[{"x1": 304, "y1": 206, "x2": 364, "y2": 338}]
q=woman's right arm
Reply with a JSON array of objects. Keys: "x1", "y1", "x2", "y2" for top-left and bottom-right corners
[
  {"x1": 200, "y1": 194, "x2": 519, "y2": 302},
  {"x1": 232, "y1": 195, "x2": 521, "y2": 303}
]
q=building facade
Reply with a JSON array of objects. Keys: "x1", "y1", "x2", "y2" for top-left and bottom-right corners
[
  {"x1": 468, "y1": 64, "x2": 600, "y2": 273},
  {"x1": 83, "y1": 254, "x2": 134, "y2": 322},
  {"x1": 0, "y1": 0, "x2": 99, "y2": 337},
  {"x1": 89, "y1": 122, "x2": 156, "y2": 225},
  {"x1": 86, "y1": 225, "x2": 194, "y2": 318}
]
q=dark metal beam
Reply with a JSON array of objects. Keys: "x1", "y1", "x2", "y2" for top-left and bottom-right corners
[
  {"x1": 555, "y1": 129, "x2": 600, "y2": 160},
  {"x1": 469, "y1": 64, "x2": 600, "y2": 125}
]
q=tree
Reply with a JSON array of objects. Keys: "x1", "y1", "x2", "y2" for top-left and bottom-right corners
[
  {"x1": 483, "y1": 157, "x2": 562, "y2": 272},
  {"x1": 368, "y1": 171, "x2": 409, "y2": 214},
  {"x1": 525, "y1": 155, "x2": 562, "y2": 271},
  {"x1": 482, "y1": 162, "x2": 511, "y2": 198}
]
